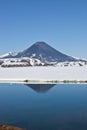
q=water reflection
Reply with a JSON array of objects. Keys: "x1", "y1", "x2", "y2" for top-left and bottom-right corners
[
  {"x1": 25, "y1": 84, "x2": 56, "y2": 93},
  {"x1": 0, "y1": 84, "x2": 87, "y2": 130}
]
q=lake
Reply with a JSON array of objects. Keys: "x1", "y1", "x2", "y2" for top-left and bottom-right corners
[{"x1": 0, "y1": 83, "x2": 87, "y2": 130}]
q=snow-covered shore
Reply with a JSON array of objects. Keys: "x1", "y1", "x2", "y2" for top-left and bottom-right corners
[{"x1": 0, "y1": 66, "x2": 87, "y2": 83}]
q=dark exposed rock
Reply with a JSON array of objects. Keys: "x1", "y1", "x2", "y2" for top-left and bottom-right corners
[{"x1": 0, "y1": 124, "x2": 25, "y2": 130}]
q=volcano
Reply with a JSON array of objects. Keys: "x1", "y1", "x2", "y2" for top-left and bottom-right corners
[{"x1": 0, "y1": 41, "x2": 76, "y2": 62}]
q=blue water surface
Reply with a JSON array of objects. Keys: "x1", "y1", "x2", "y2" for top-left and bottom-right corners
[{"x1": 0, "y1": 83, "x2": 87, "y2": 130}]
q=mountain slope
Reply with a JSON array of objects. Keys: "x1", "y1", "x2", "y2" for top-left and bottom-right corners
[
  {"x1": 16, "y1": 41, "x2": 76, "y2": 62},
  {"x1": 0, "y1": 41, "x2": 76, "y2": 62}
]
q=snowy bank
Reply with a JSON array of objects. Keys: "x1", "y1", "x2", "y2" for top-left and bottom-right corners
[{"x1": 0, "y1": 66, "x2": 87, "y2": 83}]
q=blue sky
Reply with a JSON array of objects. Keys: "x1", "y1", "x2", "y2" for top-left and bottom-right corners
[{"x1": 0, "y1": 0, "x2": 87, "y2": 58}]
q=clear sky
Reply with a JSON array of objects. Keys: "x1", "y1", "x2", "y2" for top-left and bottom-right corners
[{"x1": 0, "y1": 0, "x2": 87, "y2": 58}]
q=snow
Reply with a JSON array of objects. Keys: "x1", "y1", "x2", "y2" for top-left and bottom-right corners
[
  {"x1": 0, "y1": 53, "x2": 10, "y2": 58},
  {"x1": 0, "y1": 66, "x2": 87, "y2": 83},
  {"x1": 0, "y1": 57, "x2": 45, "y2": 67},
  {"x1": 55, "y1": 61, "x2": 87, "y2": 67}
]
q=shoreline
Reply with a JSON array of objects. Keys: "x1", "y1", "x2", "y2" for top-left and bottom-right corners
[{"x1": 0, "y1": 79, "x2": 87, "y2": 84}]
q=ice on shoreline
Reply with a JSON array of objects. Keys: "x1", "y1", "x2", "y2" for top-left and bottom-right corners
[{"x1": 0, "y1": 66, "x2": 87, "y2": 83}]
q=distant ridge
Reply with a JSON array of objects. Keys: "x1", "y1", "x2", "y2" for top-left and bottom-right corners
[{"x1": 0, "y1": 41, "x2": 76, "y2": 62}]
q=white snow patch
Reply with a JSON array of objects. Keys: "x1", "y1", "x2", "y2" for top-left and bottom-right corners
[{"x1": 0, "y1": 66, "x2": 87, "y2": 82}]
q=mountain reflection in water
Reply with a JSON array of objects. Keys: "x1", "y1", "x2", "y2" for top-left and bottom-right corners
[
  {"x1": 0, "y1": 84, "x2": 87, "y2": 130},
  {"x1": 25, "y1": 84, "x2": 56, "y2": 93}
]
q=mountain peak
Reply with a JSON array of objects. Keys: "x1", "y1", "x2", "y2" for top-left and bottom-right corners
[{"x1": 34, "y1": 41, "x2": 48, "y2": 47}]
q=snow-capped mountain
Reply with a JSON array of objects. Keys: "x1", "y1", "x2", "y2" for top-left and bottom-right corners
[
  {"x1": 0, "y1": 41, "x2": 76, "y2": 62},
  {"x1": 0, "y1": 41, "x2": 87, "y2": 68}
]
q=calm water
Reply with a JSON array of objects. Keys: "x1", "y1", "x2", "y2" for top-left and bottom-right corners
[{"x1": 0, "y1": 83, "x2": 87, "y2": 130}]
